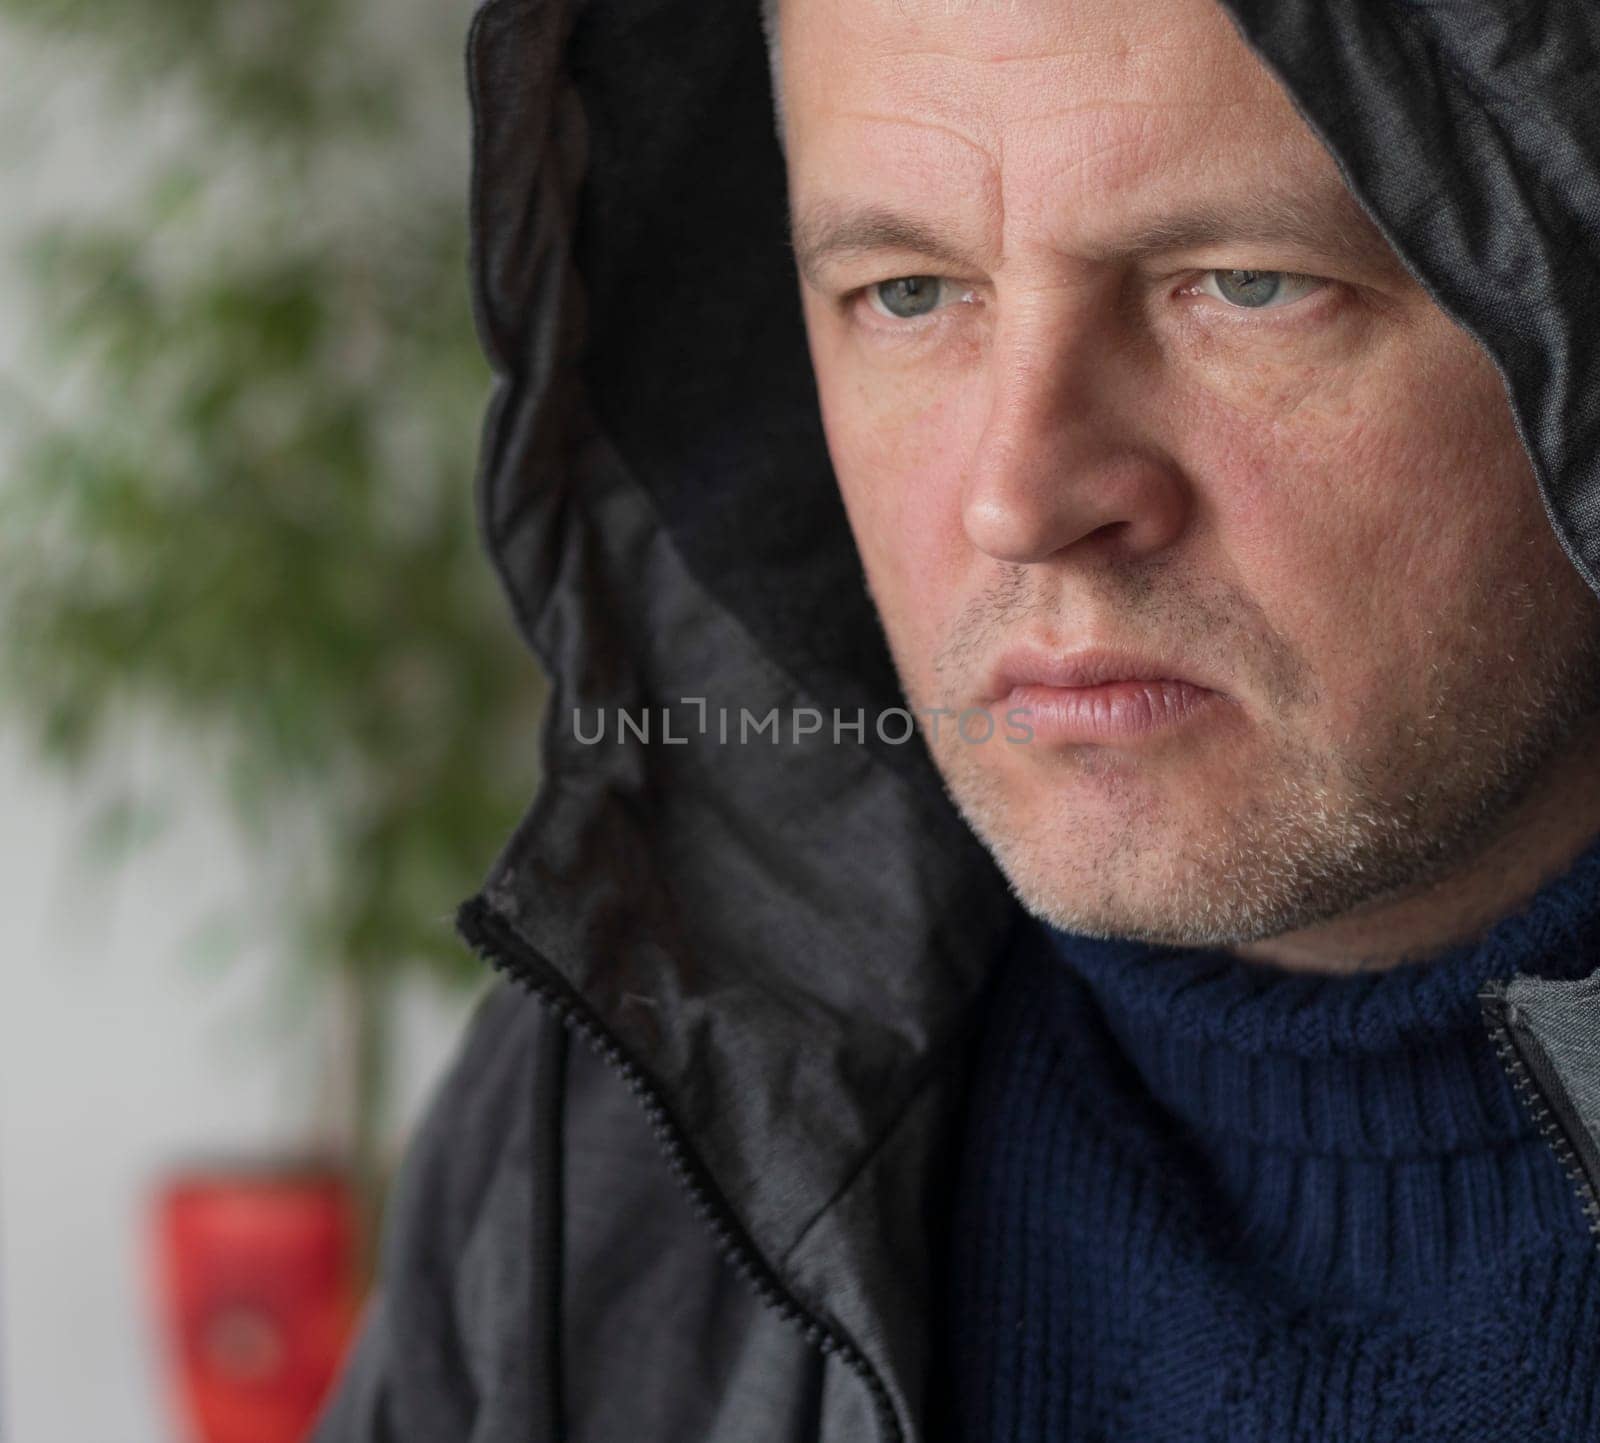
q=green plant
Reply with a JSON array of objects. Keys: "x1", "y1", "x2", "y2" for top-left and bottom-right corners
[{"x1": 0, "y1": 0, "x2": 543, "y2": 1241}]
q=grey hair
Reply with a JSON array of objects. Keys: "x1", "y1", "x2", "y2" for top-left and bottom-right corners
[{"x1": 758, "y1": 0, "x2": 786, "y2": 153}]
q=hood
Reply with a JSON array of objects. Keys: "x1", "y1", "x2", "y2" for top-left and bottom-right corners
[
  {"x1": 458, "y1": 0, "x2": 1019, "y2": 1431},
  {"x1": 455, "y1": 0, "x2": 1600, "y2": 1436}
]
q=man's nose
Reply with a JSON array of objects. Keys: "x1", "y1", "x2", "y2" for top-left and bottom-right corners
[{"x1": 959, "y1": 305, "x2": 1190, "y2": 565}]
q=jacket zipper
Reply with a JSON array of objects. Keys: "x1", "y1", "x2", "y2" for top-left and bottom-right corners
[
  {"x1": 454, "y1": 892, "x2": 906, "y2": 1443},
  {"x1": 1480, "y1": 984, "x2": 1600, "y2": 1245}
]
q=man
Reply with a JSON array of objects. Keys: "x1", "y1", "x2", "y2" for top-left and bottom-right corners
[{"x1": 316, "y1": 0, "x2": 1600, "y2": 1438}]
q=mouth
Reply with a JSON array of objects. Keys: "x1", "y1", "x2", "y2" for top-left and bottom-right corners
[{"x1": 982, "y1": 645, "x2": 1224, "y2": 745}]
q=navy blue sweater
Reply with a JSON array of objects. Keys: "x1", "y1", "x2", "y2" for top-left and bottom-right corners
[{"x1": 945, "y1": 836, "x2": 1600, "y2": 1441}]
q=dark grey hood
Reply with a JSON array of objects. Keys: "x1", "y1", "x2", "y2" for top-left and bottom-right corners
[
  {"x1": 454, "y1": 0, "x2": 1600, "y2": 1436},
  {"x1": 459, "y1": 0, "x2": 1017, "y2": 1430}
]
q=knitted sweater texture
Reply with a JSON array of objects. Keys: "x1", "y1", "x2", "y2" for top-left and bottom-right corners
[{"x1": 945, "y1": 838, "x2": 1600, "y2": 1441}]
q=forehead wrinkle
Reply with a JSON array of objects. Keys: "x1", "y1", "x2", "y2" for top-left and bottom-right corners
[
  {"x1": 849, "y1": 11, "x2": 1269, "y2": 98},
  {"x1": 819, "y1": 109, "x2": 998, "y2": 164},
  {"x1": 859, "y1": 48, "x2": 1255, "y2": 135},
  {"x1": 790, "y1": 109, "x2": 1004, "y2": 285},
  {"x1": 791, "y1": 49, "x2": 1400, "y2": 285},
  {"x1": 1001, "y1": 88, "x2": 1398, "y2": 275},
  {"x1": 868, "y1": 43, "x2": 1198, "y2": 64},
  {"x1": 1014, "y1": 94, "x2": 1261, "y2": 128}
]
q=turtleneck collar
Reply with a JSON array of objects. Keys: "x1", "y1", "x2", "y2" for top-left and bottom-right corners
[
  {"x1": 950, "y1": 843, "x2": 1600, "y2": 1435},
  {"x1": 1036, "y1": 828, "x2": 1600, "y2": 1161}
]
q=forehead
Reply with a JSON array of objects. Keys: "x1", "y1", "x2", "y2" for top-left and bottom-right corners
[{"x1": 781, "y1": 0, "x2": 1346, "y2": 245}]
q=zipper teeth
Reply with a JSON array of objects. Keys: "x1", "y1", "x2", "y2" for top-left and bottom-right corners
[
  {"x1": 1484, "y1": 1007, "x2": 1600, "y2": 1243},
  {"x1": 455, "y1": 895, "x2": 905, "y2": 1443}
]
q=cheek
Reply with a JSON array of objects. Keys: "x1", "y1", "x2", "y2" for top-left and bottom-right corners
[
  {"x1": 810, "y1": 326, "x2": 981, "y2": 668},
  {"x1": 1182, "y1": 323, "x2": 1541, "y2": 726}
]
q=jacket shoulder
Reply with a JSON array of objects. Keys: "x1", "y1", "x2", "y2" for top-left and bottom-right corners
[
  {"x1": 313, "y1": 974, "x2": 838, "y2": 1443},
  {"x1": 311, "y1": 978, "x2": 569, "y2": 1442}
]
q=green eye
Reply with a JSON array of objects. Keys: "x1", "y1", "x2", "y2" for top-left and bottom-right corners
[
  {"x1": 1200, "y1": 269, "x2": 1322, "y2": 310},
  {"x1": 869, "y1": 275, "x2": 945, "y2": 320}
]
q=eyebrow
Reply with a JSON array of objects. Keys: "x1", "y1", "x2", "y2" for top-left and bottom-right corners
[
  {"x1": 789, "y1": 184, "x2": 1405, "y2": 288},
  {"x1": 791, "y1": 203, "x2": 980, "y2": 287}
]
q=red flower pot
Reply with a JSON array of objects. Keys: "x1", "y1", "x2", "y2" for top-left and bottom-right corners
[{"x1": 153, "y1": 1166, "x2": 363, "y2": 1443}]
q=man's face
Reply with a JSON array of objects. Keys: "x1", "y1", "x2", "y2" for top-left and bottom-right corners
[{"x1": 782, "y1": 0, "x2": 1600, "y2": 963}]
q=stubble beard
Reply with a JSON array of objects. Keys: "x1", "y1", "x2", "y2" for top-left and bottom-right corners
[{"x1": 913, "y1": 567, "x2": 1600, "y2": 956}]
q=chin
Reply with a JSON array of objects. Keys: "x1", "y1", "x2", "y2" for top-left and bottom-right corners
[{"x1": 939, "y1": 755, "x2": 1334, "y2": 950}]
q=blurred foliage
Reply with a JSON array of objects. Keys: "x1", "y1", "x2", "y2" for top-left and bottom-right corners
[{"x1": 0, "y1": 0, "x2": 544, "y2": 1173}]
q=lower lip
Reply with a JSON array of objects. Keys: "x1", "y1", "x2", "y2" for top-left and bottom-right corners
[{"x1": 1003, "y1": 679, "x2": 1220, "y2": 743}]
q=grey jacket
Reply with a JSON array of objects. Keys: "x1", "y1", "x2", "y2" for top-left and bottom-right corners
[{"x1": 312, "y1": 0, "x2": 1600, "y2": 1438}]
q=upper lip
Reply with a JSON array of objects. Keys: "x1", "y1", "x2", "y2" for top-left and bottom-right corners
[{"x1": 983, "y1": 644, "x2": 1209, "y2": 702}]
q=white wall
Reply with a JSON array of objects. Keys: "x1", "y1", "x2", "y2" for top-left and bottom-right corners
[{"x1": 0, "y1": 19, "x2": 490, "y2": 1443}]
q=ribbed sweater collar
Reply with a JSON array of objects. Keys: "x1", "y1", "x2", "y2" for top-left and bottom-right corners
[{"x1": 1039, "y1": 828, "x2": 1600, "y2": 1161}]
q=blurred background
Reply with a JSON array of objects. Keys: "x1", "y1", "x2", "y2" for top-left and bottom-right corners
[{"x1": 0, "y1": 1, "x2": 546, "y2": 1438}]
